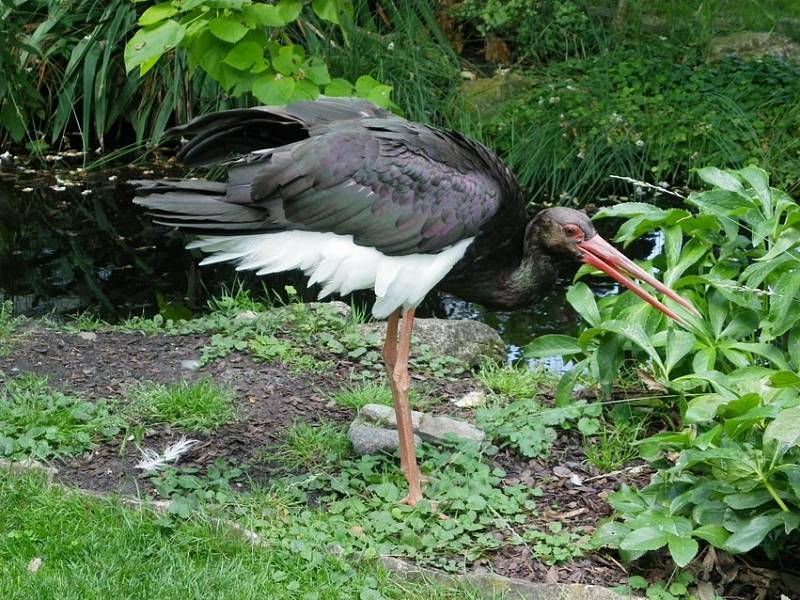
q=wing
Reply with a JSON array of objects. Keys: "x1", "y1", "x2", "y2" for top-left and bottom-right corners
[{"x1": 237, "y1": 118, "x2": 525, "y2": 256}]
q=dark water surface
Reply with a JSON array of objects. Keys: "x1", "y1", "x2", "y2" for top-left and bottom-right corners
[{"x1": 0, "y1": 165, "x2": 659, "y2": 359}]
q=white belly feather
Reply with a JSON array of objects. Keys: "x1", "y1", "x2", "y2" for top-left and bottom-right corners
[{"x1": 187, "y1": 232, "x2": 474, "y2": 319}]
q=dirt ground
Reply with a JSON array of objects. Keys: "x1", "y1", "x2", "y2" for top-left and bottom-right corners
[{"x1": 1, "y1": 325, "x2": 794, "y2": 596}]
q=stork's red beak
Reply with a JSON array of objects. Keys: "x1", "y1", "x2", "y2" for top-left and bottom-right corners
[{"x1": 577, "y1": 235, "x2": 700, "y2": 325}]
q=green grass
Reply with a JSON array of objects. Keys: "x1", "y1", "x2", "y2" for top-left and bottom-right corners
[
  {"x1": 0, "y1": 469, "x2": 489, "y2": 600},
  {"x1": 331, "y1": 380, "x2": 428, "y2": 410},
  {"x1": 126, "y1": 378, "x2": 237, "y2": 432},
  {"x1": 0, "y1": 300, "x2": 22, "y2": 356},
  {"x1": 264, "y1": 421, "x2": 352, "y2": 471},
  {"x1": 476, "y1": 362, "x2": 553, "y2": 400},
  {"x1": 582, "y1": 415, "x2": 650, "y2": 471},
  {"x1": 0, "y1": 375, "x2": 123, "y2": 460}
]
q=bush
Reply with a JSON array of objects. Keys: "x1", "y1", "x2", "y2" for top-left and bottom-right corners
[
  {"x1": 529, "y1": 166, "x2": 800, "y2": 566},
  {"x1": 487, "y1": 46, "x2": 800, "y2": 200}
]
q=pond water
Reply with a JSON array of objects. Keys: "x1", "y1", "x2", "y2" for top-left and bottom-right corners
[{"x1": 0, "y1": 164, "x2": 660, "y2": 362}]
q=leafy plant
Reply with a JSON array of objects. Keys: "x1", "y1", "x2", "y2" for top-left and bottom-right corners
[
  {"x1": 124, "y1": 0, "x2": 395, "y2": 109},
  {"x1": 127, "y1": 378, "x2": 237, "y2": 432},
  {"x1": 299, "y1": 440, "x2": 548, "y2": 570},
  {"x1": 149, "y1": 459, "x2": 244, "y2": 519},
  {"x1": 529, "y1": 166, "x2": 800, "y2": 566},
  {"x1": 0, "y1": 375, "x2": 123, "y2": 459},
  {"x1": 519, "y1": 521, "x2": 588, "y2": 565},
  {"x1": 0, "y1": 300, "x2": 22, "y2": 356}
]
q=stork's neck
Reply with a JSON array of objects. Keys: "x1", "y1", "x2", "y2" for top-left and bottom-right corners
[{"x1": 441, "y1": 242, "x2": 559, "y2": 310}]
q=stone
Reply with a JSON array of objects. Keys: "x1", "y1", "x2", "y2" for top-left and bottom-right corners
[
  {"x1": 348, "y1": 421, "x2": 421, "y2": 456},
  {"x1": 358, "y1": 403, "x2": 485, "y2": 445},
  {"x1": 233, "y1": 310, "x2": 259, "y2": 322},
  {"x1": 379, "y1": 556, "x2": 641, "y2": 600},
  {"x1": 180, "y1": 359, "x2": 202, "y2": 371},
  {"x1": 709, "y1": 32, "x2": 800, "y2": 61},
  {"x1": 77, "y1": 331, "x2": 97, "y2": 342},
  {"x1": 359, "y1": 318, "x2": 504, "y2": 368},
  {"x1": 452, "y1": 390, "x2": 487, "y2": 408}
]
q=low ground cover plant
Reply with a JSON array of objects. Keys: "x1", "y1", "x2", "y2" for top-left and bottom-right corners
[
  {"x1": 0, "y1": 374, "x2": 123, "y2": 459},
  {"x1": 528, "y1": 166, "x2": 800, "y2": 566}
]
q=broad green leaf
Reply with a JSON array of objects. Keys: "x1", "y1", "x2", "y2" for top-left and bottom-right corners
[
  {"x1": 620, "y1": 526, "x2": 668, "y2": 552},
  {"x1": 764, "y1": 406, "x2": 800, "y2": 448},
  {"x1": 524, "y1": 335, "x2": 582, "y2": 358},
  {"x1": 554, "y1": 358, "x2": 588, "y2": 406},
  {"x1": 209, "y1": 16, "x2": 249, "y2": 43},
  {"x1": 124, "y1": 20, "x2": 186, "y2": 75},
  {"x1": 252, "y1": 75, "x2": 295, "y2": 105},
  {"x1": 279, "y1": 0, "x2": 303, "y2": 21},
  {"x1": 566, "y1": 282, "x2": 600, "y2": 327},
  {"x1": 325, "y1": 78, "x2": 353, "y2": 97},
  {"x1": 723, "y1": 490, "x2": 774, "y2": 510},
  {"x1": 696, "y1": 167, "x2": 744, "y2": 193},
  {"x1": 600, "y1": 320, "x2": 664, "y2": 371},
  {"x1": 138, "y1": 3, "x2": 178, "y2": 26},
  {"x1": 685, "y1": 393, "x2": 729, "y2": 423},
  {"x1": 223, "y1": 41, "x2": 265, "y2": 70},
  {"x1": 665, "y1": 329, "x2": 696, "y2": 375},
  {"x1": 607, "y1": 485, "x2": 647, "y2": 513},
  {"x1": 245, "y1": 3, "x2": 289, "y2": 27},
  {"x1": 594, "y1": 202, "x2": 664, "y2": 219},
  {"x1": 301, "y1": 57, "x2": 331, "y2": 85},
  {"x1": 272, "y1": 45, "x2": 303, "y2": 76},
  {"x1": 290, "y1": 79, "x2": 320, "y2": 102},
  {"x1": 667, "y1": 534, "x2": 698, "y2": 567},
  {"x1": 312, "y1": 0, "x2": 351, "y2": 25},
  {"x1": 692, "y1": 524, "x2": 730, "y2": 547},
  {"x1": 769, "y1": 371, "x2": 800, "y2": 389},
  {"x1": 591, "y1": 521, "x2": 629, "y2": 547},
  {"x1": 735, "y1": 165, "x2": 771, "y2": 209},
  {"x1": 724, "y1": 513, "x2": 784, "y2": 553}
]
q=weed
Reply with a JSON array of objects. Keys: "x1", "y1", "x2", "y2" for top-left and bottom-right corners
[
  {"x1": 520, "y1": 522, "x2": 589, "y2": 565},
  {"x1": 616, "y1": 572, "x2": 704, "y2": 600},
  {"x1": 0, "y1": 300, "x2": 22, "y2": 356},
  {"x1": 583, "y1": 415, "x2": 649, "y2": 471},
  {"x1": 61, "y1": 311, "x2": 107, "y2": 333},
  {"x1": 265, "y1": 421, "x2": 351, "y2": 471},
  {"x1": 0, "y1": 374, "x2": 123, "y2": 459},
  {"x1": 126, "y1": 378, "x2": 236, "y2": 433},
  {"x1": 477, "y1": 361, "x2": 554, "y2": 399},
  {"x1": 149, "y1": 459, "x2": 244, "y2": 520},
  {"x1": 332, "y1": 381, "x2": 395, "y2": 409}
]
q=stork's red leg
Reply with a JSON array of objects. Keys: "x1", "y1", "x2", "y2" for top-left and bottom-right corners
[
  {"x1": 393, "y1": 308, "x2": 424, "y2": 507},
  {"x1": 382, "y1": 309, "x2": 408, "y2": 474}
]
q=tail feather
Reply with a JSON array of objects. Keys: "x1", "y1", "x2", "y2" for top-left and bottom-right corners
[{"x1": 131, "y1": 180, "x2": 277, "y2": 235}]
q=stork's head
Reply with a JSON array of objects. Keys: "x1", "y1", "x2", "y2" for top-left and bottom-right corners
[{"x1": 528, "y1": 207, "x2": 698, "y2": 324}]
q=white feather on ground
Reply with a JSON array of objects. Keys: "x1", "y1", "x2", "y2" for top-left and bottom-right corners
[
  {"x1": 134, "y1": 436, "x2": 200, "y2": 473},
  {"x1": 187, "y1": 231, "x2": 474, "y2": 318}
]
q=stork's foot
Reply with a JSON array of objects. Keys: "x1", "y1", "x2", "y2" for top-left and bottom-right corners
[{"x1": 399, "y1": 488, "x2": 424, "y2": 507}]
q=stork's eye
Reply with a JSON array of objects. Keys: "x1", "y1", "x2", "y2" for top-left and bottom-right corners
[{"x1": 563, "y1": 224, "x2": 583, "y2": 239}]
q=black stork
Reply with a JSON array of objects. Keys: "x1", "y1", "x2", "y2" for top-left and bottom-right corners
[{"x1": 133, "y1": 97, "x2": 697, "y2": 507}]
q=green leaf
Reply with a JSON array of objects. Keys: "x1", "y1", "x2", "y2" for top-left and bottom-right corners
[
  {"x1": 769, "y1": 371, "x2": 800, "y2": 389},
  {"x1": 138, "y1": 3, "x2": 178, "y2": 26},
  {"x1": 124, "y1": 20, "x2": 187, "y2": 75},
  {"x1": 246, "y1": 4, "x2": 288, "y2": 27},
  {"x1": 223, "y1": 41, "x2": 265, "y2": 71},
  {"x1": 252, "y1": 75, "x2": 295, "y2": 105},
  {"x1": 302, "y1": 57, "x2": 331, "y2": 85},
  {"x1": 524, "y1": 335, "x2": 582, "y2": 358},
  {"x1": 279, "y1": 0, "x2": 303, "y2": 21},
  {"x1": 312, "y1": 0, "x2": 351, "y2": 25},
  {"x1": 667, "y1": 534, "x2": 698, "y2": 567},
  {"x1": 724, "y1": 513, "x2": 784, "y2": 553},
  {"x1": 764, "y1": 406, "x2": 800, "y2": 449},
  {"x1": 272, "y1": 45, "x2": 303, "y2": 77},
  {"x1": 665, "y1": 329, "x2": 696, "y2": 375},
  {"x1": 620, "y1": 526, "x2": 668, "y2": 552},
  {"x1": 685, "y1": 394, "x2": 730, "y2": 423},
  {"x1": 696, "y1": 167, "x2": 744, "y2": 193},
  {"x1": 325, "y1": 78, "x2": 353, "y2": 97},
  {"x1": 600, "y1": 320, "x2": 664, "y2": 371},
  {"x1": 209, "y1": 16, "x2": 249, "y2": 43},
  {"x1": 591, "y1": 521, "x2": 629, "y2": 547},
  {"x1": 692, "y1": 524, "x2": 730, "y2": 547},
  {"x1": 566, "y1": 282, "x2": 600, "y2": 327}
]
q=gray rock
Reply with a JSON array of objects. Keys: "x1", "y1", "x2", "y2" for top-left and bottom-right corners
[
  {"x1": 348, "y1": 421, "x2": 421, "y2": 456},
  {"x1": 77, "y1": 331, "x2": 97, "y2": 342},
  {"x1": 452, "y1": 390, "x2": 487, "y2": 408},
  {"x1": 233, "y1": 310, "x2": 259, "y2": 322},
  {"x1": 359, "y1": 403, "x2": 485, "y2": 445},
  {"x1": 360, "y1": 318, "x2": 504, "y2": 368},
  {"x1": 379, "y1": 556, "x2": 641, "y2": 600},
  {"x1": 710, "y1": 32, "x2": 800, "y2": 61}
]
